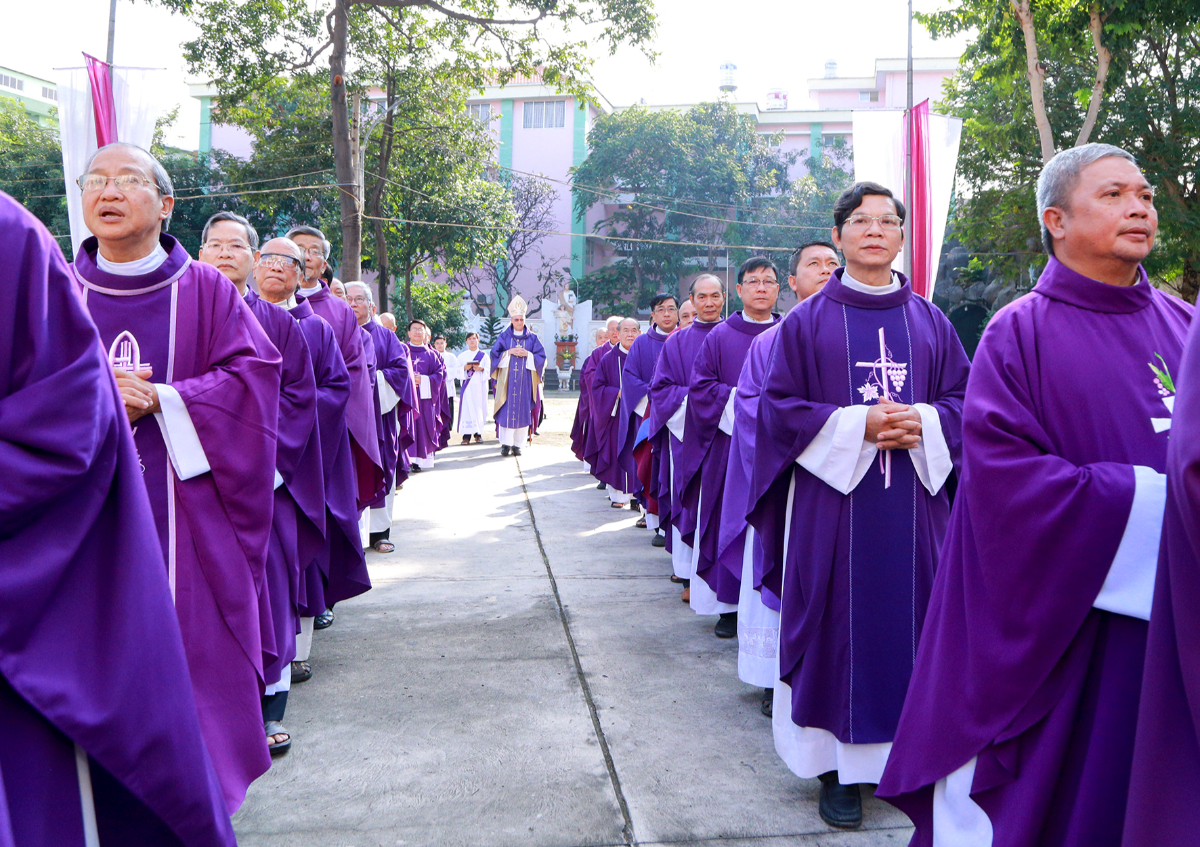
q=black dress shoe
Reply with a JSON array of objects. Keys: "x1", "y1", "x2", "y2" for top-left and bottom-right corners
[
  {"x1": 410, "y1": 465, "x2": 422, "y2": 473},
  {"x1": 761, "y1": 688, "x2": 773, "y2": 718},
  {"x1": 596, "y1": 481, "x2": 605, "y2": 490},
  {"x1": 817, "y1": 773, "x2": 862, "y2": 829},
  {"x1": 714, "y1": 612, "x2": 737, "y2": 638},
  {"x1": 512, "y1": 446, "x2": 522, "y2": 457},
  {"x1": 501, "y1": 445, "x2": 510, "y2": 456},
  {"x1": 313, "y1": 610, "x2": 335, "y2": 630},
  {"x1": 651, "y1": 532, "x2": 666, "y2": 548}
]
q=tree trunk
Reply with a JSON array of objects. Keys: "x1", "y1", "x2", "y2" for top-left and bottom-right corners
[
  {"x1": 329, "y1": 0, "x2": 361, "y2": 279},
  {"x1": 1076, "y1": 3, "x2": 1112, "y2": 146},
  {"x1": 404, "y1": 264, "x2": 414, "y2": 325},
  {"x1": 1180, "y1": 253, "x2": 1200, "y2": 305},
  {"x1": 1011, "y1": 0, "x2": 1057, "y2": 163},
  {"x1": 369, "y1": 73, "x2": 398, "y2": 314}
]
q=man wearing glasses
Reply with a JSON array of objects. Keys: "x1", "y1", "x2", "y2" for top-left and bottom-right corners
[
  {"x1": 678, "y1": 258, "x2": 782, "y2": 638},
  {"x1": 286, "y1": 225, "x2": 385, "y2": 512},
  {"x1": 70, "y1": 143, "x2": 281, "y2": 813},
  {"x1": 198, "y1": 217, "x2": 328, "y2": 757},
  {"x1": 746, "y1": 182, "x2": 970, "y2": 829}
]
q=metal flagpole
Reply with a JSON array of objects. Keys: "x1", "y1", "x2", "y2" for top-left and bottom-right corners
[
  {"x1": 904, "y1": 0, "x2": 914, "y2": 279},
  {"x1": 106, "y1": 0, "x2": 118, "y2": 65}
]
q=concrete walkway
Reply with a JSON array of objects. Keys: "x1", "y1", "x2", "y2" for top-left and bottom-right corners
[{"x1": 233, "y1": 397, "x2": 915, "y2": 847}]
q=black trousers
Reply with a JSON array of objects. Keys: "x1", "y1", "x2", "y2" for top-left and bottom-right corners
[{"x1": 262, "y1": 691, "x2": 288, "y2": 723}]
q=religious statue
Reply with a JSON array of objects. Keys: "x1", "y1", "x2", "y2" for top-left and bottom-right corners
[{"x1": 554, "y1": 286, "x2": 577, "y2": 339}]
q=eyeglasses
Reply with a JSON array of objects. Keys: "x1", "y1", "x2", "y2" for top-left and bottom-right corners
[
  {"x1": 845, "y1": 213, "x2": 903, "y2": 231},
  {"x1": 258, "y1": 253, "x2": 302, "y2": 269},
  {"x1": 347, "y1": 295, "x2": 370, "y2": 305},
  {"x1": 77, "y1": 173, "x2": 159, "y2": 193},
  {"x1": 301, "y1": 246, "x2": 325, "y2": 258},
  {"x1": 740, "y1": 277, "x2": 779, "y2": 289},
  {"x1": 202, "y1": 240, "x2": 251, "y2": 252}
]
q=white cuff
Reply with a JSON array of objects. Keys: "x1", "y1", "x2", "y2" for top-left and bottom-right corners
[
  {"x1": 718, "y1": 388, "x2": 738, "y2": 436},
  {"x1": 1094, "y1": 466, "x2": 1165, "y2": 621},
  {"x1": 635, "y1": 395, "x2": 649, "y2": 417},
  {"x1": 611, "y1": 394, "x2": 621, "y2": 417},
  {"x1": 273, "y1": 469, "x2": 284, "y2": 490},
  {"x1": 909, "y1": 403, "x2": 953, "y2": 495},
  {"x1": 152, "y1": 384, "x2": 211, "y2": 481},
  {"x1": 418, "y1": 379, "x2": 432, "y2": 400},
  {"x1": 795, "y1": 405, "x2": 876, "y2": 495},
  {"x1": 378, "y1": 375, "x2": 401, "y2": 413},
  {"x1": 666, "y1": 396, "x2": 688, "y2": 440}
]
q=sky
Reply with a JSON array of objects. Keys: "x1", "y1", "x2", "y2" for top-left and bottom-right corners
[{"x1": 3, "y1": 0, "x2": 971, "y2": 151}]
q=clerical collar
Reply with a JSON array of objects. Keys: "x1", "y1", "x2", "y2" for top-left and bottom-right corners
[
  {"x1": 97, "y1": 243, "x2": 169, "y2": 276},
  {"x1": 299, "y1": 281, "x2": 323, "y2": 295},
  {"x1": 842, "y1": 269, "x2": 901, "y2": 295},
  {"x1": 742, "y1": 311, "x2": 775, "y2": 324},
  {"x1": 620, "y1": 342, "x2": 633, "y2": 352},
  {"x1": 511, "y1": 327, "x2": 527, "y2": 336},
  {"x1": 1033, "y1": 256, "x2": 1152, "y2": 315},
  {"x1": 695, "y1": 317, "x2": 720, "y2": 324}
]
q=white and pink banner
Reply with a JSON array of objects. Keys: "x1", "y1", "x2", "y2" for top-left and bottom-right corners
[
  {"x1": 851, "y1": 104, "x2": 962, "y2": 300},
  {"x1": 56, "y1": 56, "x2": 170, "y2": 254}
]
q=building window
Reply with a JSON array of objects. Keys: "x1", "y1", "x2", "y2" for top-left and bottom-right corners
[
  {"x1": 468, "y1": 103, "x2": 491, "y2": 125},
  {"x1": 859, "y1": 91, "x2": 879, "y2": 103},
  {"x1": 0, "y1": 74, "x2": 24, "y2": 92},
  {"x1": 523, "y1": 100, "x2": 566, "y2": 129},
  {"x1": 42, "y1": 86, "x2": 57, "y2": 101}
]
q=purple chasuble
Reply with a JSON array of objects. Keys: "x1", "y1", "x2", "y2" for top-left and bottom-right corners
[
  {"x1": 647, "y1": 320, "x2": 722, "y2": 548},
  {"x1": 570, "y1": 342, "x2": 609, "y2": 461},
  {"x1": 620, "y1": 327, "x2": 669, "y2": 503},
  {"x1": 490, "y1": 326, "x2": 547, "y2": 430},
  {"x1": 0, "y1": 195, "x2": 233, "y2": 846},
  {"x1": 1125, "y1": 307, "x2": 1200, "y2": 846},
  {"x1": 74, "y1": 233, "x2": 280, "y2": 813},
  {"x1": 303, "y1": 283, "x2": 384, "y2": 508},
  {"x1": 746, "y1": 269, "x2": 969, "y2": 747},
  {"x1": 716, "y1": 323, "x2": 781, "y2": 607},
  {"x1": 876, "y1": 258, "x2": 1190, "y2": 847},
  {"x1": 586, "y1": 344, "x2": 634, "y2": 491},
  {"x1": 364, "y1": 319, "x2": 415, "y2": 499},
  {"x1": 406, "y1": 343, "x2": 446, "y2": 460},
  {"x1": 683, "y1": 311, "x2": 780, "y2": 598},
  {"x1": 244, "y1": 289, "x2": 324, "y2": 686},
  {"x1": 287, "y1": 297, "x2": 370, "y2": 613}
]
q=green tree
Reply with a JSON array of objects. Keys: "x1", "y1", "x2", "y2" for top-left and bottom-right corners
[
  {"x1": 0, "y1": 96, "x2": 69, "y2": 254},
  {"x1": 155, "y1": 0, "x2": 656, "y2": 284},
  {"x1": 571, "y1": 101, "x2": 796, "y2": 307},
  {"x1": 400, "y1": 273, "x2": 468, "y2": 348}
]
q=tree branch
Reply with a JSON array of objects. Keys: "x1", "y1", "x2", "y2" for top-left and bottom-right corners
[
  {"x1": 1010, "y1": 0, "x2": 1056, "y2": 163},
  {"x1": 358, "y1": 0, "x2": 548, "y2": 28},
  {"x1": 1075, "y1": 3, "x2": 1111, "y2": 146}
]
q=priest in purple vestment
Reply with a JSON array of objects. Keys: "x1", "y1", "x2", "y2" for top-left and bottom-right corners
[
  {"x1": 647, "y1": 275, "x2": 726, "y2": 599},
  {"x1": 682, "y1": 257, "x2": 781, "y2": 636},
  {"x1": 746, "y1": 182, "x2": 970, "y2": 829},
  {"x1": 876, "y1": 147, "x2": 1191, "y2": 846},
  {"x1": 406, "y1": 319, "x2": 447, "y2": 471},
  {"x1": 264, "y1": 267, "x2": 370, "y2": 684},
  {"x1": 588, "y1": 318, "x2": 642, "y2": 507},
  {"x1": 490, "y1": 295, "x2": 548, "y2": 457},
  {"x1": 348, "y1": 282, "x2": 415, "y2": 552},
  {"x1": 717, "y1": 242, "x2": 840, "y2": 717},
  {"x1": 287, "y1": 226, "x2": 385, "y2": 508},
  {"x1": 200, "y1": 218, "x2": 326, "y2": 757},
  {"x1": 0, "y1": 192, "x2": 236, "y2": 847},
  {"x1": 72, "y1": 144, "x2": 281, "y2": 813},
  {"x1": 571, "y1": 325, "x2": 616, "y2": 464},
  {"x1": 1124, "y1": 290, "x2": 1200, "y2": 847},
  {"x1": 621, "y1": 295, "x2": 679, "y2": 545}
]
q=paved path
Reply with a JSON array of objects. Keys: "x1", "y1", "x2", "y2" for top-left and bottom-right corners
[{"x1": 233, "y1": 397, "x2": 915, "y2": 847}]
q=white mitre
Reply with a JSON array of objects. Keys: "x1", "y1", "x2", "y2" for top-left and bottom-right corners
[{"x1": 508, "y1": 295, "x2": 529, "y2": 318}]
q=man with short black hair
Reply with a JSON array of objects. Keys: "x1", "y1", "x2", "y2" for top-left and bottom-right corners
[
  {"x1": 405, "y1": 320, "x2": 447, "y2": 470},
  {"x1": 748, "y1": 180, "x2": 970, "y2": 828},
  {"x1": 623, "y1": 294, "x2": 679, "y2": 544},
  {"x1": 457, "y1": 332, "x2": 490, "y2": 444},
  {"x1": 880, "y1": 145, "x2": 1191, "y2": 847},
  {"x1": 648, "y1": 275, "x2": 726, "y2": 600},
  {"x1": 680, "y1": 257, "x2": 782, "y2": 636}
]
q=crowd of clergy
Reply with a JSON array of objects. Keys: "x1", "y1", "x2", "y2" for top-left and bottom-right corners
[
  {"x1": 566, "y1": 142, "x2": 1200, "y2": 843},
  {"x1": 2, "y1": 136, "x2": 1200, "y2": 847},
  {"x1": 0, "y1": 139, "x2": 552, "y2": 847}
]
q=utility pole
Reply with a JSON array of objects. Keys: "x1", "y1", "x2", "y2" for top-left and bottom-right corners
[
  {"x1": 904, "y1": 0, "x2": 914, "y2": 280},
  {"x1": 106, "y1": 0, "x2": 118, "y2": 65}
]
